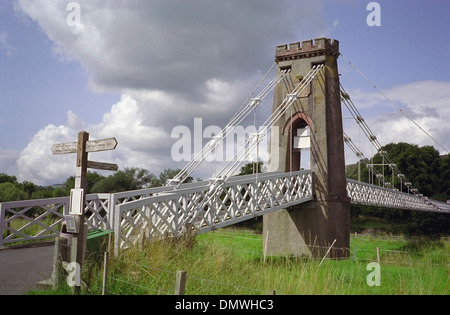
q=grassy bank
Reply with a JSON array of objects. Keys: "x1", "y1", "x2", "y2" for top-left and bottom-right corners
[{"x1": 29, "y1": 229, "x2": 449, "y2": 295}]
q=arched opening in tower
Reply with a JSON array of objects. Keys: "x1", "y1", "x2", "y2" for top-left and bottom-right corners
[{"x1": 284, "y1": 113, "x2": 312, "y2": 172}]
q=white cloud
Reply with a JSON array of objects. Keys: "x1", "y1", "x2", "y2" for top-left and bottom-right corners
[
  {"x1": 7, "y1": 0, "x2": 449, "y2": 190},
  {"x1": 17, "y1": 124, "x2": 76, "y2": 185},
  {"x1": 14, "y1": 0, "x2": 331, "y2": 185},
  {"x1": 0, "y1": 148, "x2": 20, "y2": 176},
  {"x1": 15, "y1": 76, "x2": 267, "y2": 184},
  {"x1": 16, "y1": 95, "x2": 173, "y2": 185},
  {"x1": 67, "y1": 110, "x2": 84, "y2": 130},
  {"x1": 0, "y1": 30, "x2": 16, "y2": 57},
  {"x1": 375, "y1": 81, "x2": 450, "y2": 152},
  {"x1": 332, "y1": 19, "x2": 340, "y2": 29},
  {"x1": 95, "y1": 94, "x2": 170, "y2": 155},
  {"x1": 17, "y1": 0, "x2": 326, "y2": 98},
  {"x1": 343, "y1": 80, "x2": 450, "y2": 165}
]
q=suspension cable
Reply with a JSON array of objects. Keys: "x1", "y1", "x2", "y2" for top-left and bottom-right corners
[
  {"x1": 168, "y1": 63, "x2": 287, "y2": 188},
  {"x1": 341, "y1": 86, "x2": 425, "y2": 195},
  {"x1": 213, "y1": 64, "x2": 323, "y2": 182},
  {"x1": 340, "y1": 53, "x2": 449, "y2": 154}
]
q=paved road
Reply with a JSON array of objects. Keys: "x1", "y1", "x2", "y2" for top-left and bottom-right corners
[{"x1": 0, "y1": 244, "x2": 54, "y2": 295}]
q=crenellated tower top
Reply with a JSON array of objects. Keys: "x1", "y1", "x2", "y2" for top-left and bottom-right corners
[{"x1": 275, "y1": 38, "x2": 339, "y2": 62}]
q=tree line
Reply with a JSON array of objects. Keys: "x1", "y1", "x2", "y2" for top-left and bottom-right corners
[
  {"x1": 0, "y1": 168, "x2": 191, "y2": 202},
  {"x1": 1, "y1": 142, "x2": 448, "y2": 203},
  {"x1": 346, "y1": 142, "x2": 450, "y2": 237},
  {"x1": 1, "y1": 143, "x2": 448, "y2": 236},
  {"x1": 0, "y1": 161, "x2": 261, "y2": 203},
  {"x1": 346, "y1": 142, "x2": 450, "y2": 202}
]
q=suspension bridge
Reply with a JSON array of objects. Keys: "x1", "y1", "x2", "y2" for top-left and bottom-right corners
[{"x1": 1, "y1": 38, "x2": 449, "y2": 259}]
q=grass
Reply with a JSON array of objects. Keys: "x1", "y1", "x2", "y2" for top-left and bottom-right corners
[{"x1": 28, "y1": 229, "x2": 450, "y2": 295}]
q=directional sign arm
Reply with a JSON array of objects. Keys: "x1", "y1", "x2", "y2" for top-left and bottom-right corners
[
  {"x1": 51, "y1": 142, "x2": 78, "y2": 155},
  {"x1": 52, "y1": 138, "x2": 118, "y2": 155},
  {"x1": 87, "y1": 160, "x2": 119, "y2": 171},
  {"x1": 86, "y1": 138, "x2": 118, "y2": 153}
]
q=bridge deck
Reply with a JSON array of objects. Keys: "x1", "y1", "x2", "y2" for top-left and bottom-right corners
[
  {"x1": 114, "y1": 170, "x2": 313, "y2": 251},
  {"x1": 1, "y1": 170, "x2": 448, "y2": 250},
  {"x1": 347, "y1": 179, "x2": 449, "y2": 213}
]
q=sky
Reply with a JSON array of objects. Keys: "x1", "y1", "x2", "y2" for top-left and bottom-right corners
[{"x1": 0, "y1": 0, "x2": 449, "y2": 186}]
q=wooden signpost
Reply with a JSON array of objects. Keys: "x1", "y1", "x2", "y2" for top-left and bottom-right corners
[{"x1": 52, "y1": 131, "x2": 118, "y2": 294}]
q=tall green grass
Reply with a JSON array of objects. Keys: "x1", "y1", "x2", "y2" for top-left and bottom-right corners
[{"x1": 30, "y1": 229, "x2": 450, "y2": 295}]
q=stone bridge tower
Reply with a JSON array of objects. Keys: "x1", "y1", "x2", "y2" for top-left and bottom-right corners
[{"x1": 263, "y1": 38, "x2": 350, "y2": 258}]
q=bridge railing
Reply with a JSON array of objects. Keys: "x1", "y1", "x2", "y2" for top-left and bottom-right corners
[
  {"x1": 346, "y1": 179, "x2": 447, "y2": 213},
  {"x1": 0, "y1": 187, "x2": 176, "y2": 248},
  {"x1": 0, "y1": 197, "x2": 70, "y2": 247},
  {"x1": 0, "y1": 171, "x2": 312, "y2": 248},
  {"x1": 0, "y1": 194, "x2": 115, "y2": 248},
  {"x1": 113, "y1": 170, "x2": 313, "y2": 253},
  {"x1": 3, "y1": 172, "x2": 447, "y2": 248}
]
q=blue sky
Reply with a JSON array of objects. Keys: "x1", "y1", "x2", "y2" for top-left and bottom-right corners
[
  {"x1": 0, "y1": 4, "x2": 119, "y2": 150},
  {"x1": 0, "y1": 0, "x2": 449, "y2": 185},
  {"x1": 331, "y1": 0, "x2": 450, "y2": 87}
]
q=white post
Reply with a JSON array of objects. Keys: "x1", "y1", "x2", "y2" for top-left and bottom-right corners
[
  {"x1": 108, "y1": 193, "x2": 116, "y2": 230},
  {"x1": 114, "y1": 205, "x2": 121, "y2": 257},
  {"x1": 174, "y1": 270, "x2": 187, "y2": 295},
  {"x1": 264, "y1": 230, "x2": 269, "y2": 263},
  {"x1": 102, "y1": 251, "x2": 109, "y2": 295}
]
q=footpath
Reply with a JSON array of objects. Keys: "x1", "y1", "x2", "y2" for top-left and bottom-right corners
[{"x1": 0, "y1": 243, "x2": 54, "y2": 295}]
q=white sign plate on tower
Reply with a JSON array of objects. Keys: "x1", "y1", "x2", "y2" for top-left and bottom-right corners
[{"x1": 294, "y1": 128, "x2": 310, "y2": 149}]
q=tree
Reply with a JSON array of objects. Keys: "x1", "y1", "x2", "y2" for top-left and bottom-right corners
[
  {"x1": 91, "y1": 169, "x2": 137, "y2": 193},
  {"x1": 436, "y1": 155, "x2": 450, "y2": 202},
  {"x1": 238, "y1": 162, "x2": 263, "y2": 176},
  {"x1": 63, "y1": 172, "x2": 106, "y2": 195},
  {"x1": 20, "y1": 181, "x2": 37, "y2": 199},
  {"x1": 31, "y1": 187, "x2": 54, "y2": 200},
  {"x1": 348, "y1": 142, "x2": 447, "y2": 199},
  {"x1": 0, "y1": 173, "x2": 18, "y2": 184},
  {"x1": 406, "y1": 211, "x2": 450, "y2": 239},
  {"x1": 52, "y1": 186, "x2": 68, "y2": 198},
  {"x1": 152, "y1": 169, "x2": 192, "y2": 187},
  {"x1": 0, "y1": 182, "x2": 27, "y2": 202},
  {"x1": 86, "y1": 172, "x2": 106, "y2": 193},
  {"x1": 348, "y1": 142, "x2": 450, "y2": 237},
  {"x1": 63, "y1": 176, "x2": 75, "y2": 195},
  {"x1": 129, "y1": 167, "x2": 156, "y2": 189},
  {"x1": 91, "y1": 167, "x2": 167, "y2": 193}
]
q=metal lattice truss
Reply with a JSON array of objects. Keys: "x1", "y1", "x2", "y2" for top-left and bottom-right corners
[
  {"x1": 0, "y1": 198, "x2": 69, "y2": 246},
  {"x1": 0, "y1": 188, "x2": 179, "y2": 247},
  {"x1": 347, "y1": 179, "x2": 449, "y2": 213},
  {"x1": 114, "y1": 170, "x2": 313, "y2": 251},
  {"x1": 114, "y1": 172, "x2": 450, "y2": 251},
  {"x1": 0, "y1": 194, "x2": 115, "y2": 247},
  {"x1": 2, "y1": 173, "x2": 449, "y2": 249}
]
